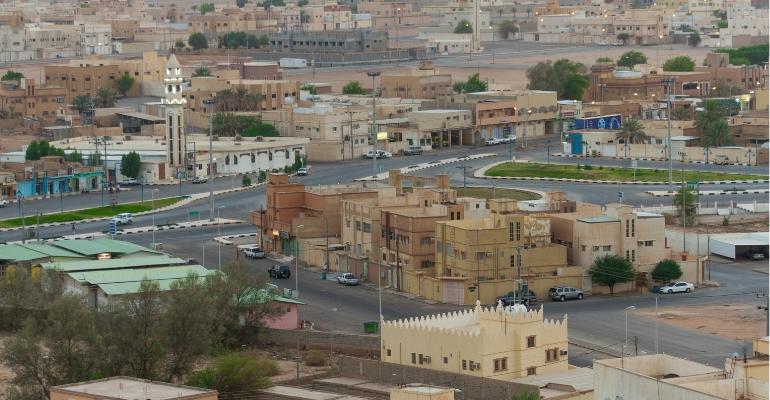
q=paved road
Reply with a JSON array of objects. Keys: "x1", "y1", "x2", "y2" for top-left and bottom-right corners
[{"x1": 117, "y1": 225, "x2": 768, "y2": 368}]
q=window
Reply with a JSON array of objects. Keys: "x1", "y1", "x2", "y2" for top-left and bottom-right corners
[
  {"x1": 420, "y1": 237, "x2": 432, "y2": 246},
  {"x1": 632, "y1": 250, "x2": 636, "y2": 262},
  {"x1": 443, "y1": 356, "x2": 448, "y2": 364},
  {"x1": 527, "y1": 367, "x2": 536, "y2": 376},
  {"x1": 592, "y1": 246, "x2": 599, "y2": 252},
  {"x1": 516, "y1": 222, "x2": 521, "y2": 241},
  {"x1": 462, "y1": 360, "x2": 467, "y2": 370},
  {"x1": 527, "y1": 335, "x2": 536, "y2": 348},
  {"x1": 508, "y1": 222, "x2": 515, "y2": 241},
  {"x1": 631, "y1": 219, "x2": 635, "y2": 237},
  {"x1": 602, "y1": 245, "x2": 612, "y2": 251},
  {"x1": 626, "y1": 250, "x2": 630, "y2": 261},
  {"x1": 355, "y1": 221, "x2": 361, "y2": 231},
  {"x1": 493, "y1": 357, "x2": 508, "y2": 372},
  {"x1": 386, "y1": 349, "x2": 391, "y2": 356},
  {"x1": 411, "y1": 353, "x2": 416, "y2": 364},
  {"x1": 581, "y1": 245, "x2": 586, "y2": 252},
  {"x1": 546, "y1": 348, "x2": 560, "y2": 362},
  {"x1": 418, "y1": 354, "x2": 424, "y2": 364},
  {"x1": 625, "y1": 220, "x2": 630, "y2": 237}
]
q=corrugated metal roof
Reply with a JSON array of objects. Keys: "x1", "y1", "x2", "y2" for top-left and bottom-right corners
[
  {"x1": 68, "y1": 265, "x2": 214, "y2": 285},
  {"x1": 50, "y1": 238, "x2": 160, "y2": 256},
  {"x1": 0, "y1": 244, "x2": 47, "y2": 262},
  {"x1": 94, "y1": 266, "x2": 219, "y2": 296},
  {"x1": 577, "y1": 215, "x2": 620, "y2": 224},
  {"x1": 240, "y1": 287, "x2": 306, "y2": 306},
  {"x1": 18, "y1": 244, "x2": 84, "y2": 258},
  {"x1": 42, "y1": 255, "x2": 187, "y2": 272}
]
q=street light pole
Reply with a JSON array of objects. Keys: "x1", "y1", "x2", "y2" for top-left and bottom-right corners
[
  {"x1": 203, "y1": 99, "x2": 217, "y2": 221},
  {"x1": 367, "y1": 71, "x2": 381, "y2": 178},
  {"x1": 295, "y1": 224, "x2": 304, "y2": 297},
  {"x1": 663, "y1": 78, "x2": 675, "y2": 192},
  {"x1": 624, "y1": 305, "x2": 636, "y2": 356},
  {"x1": 217, "y1": 205, "x2": 224, "y2": 270},
  {"x1": 151, "y1": 188, "x2": 159, "y2": 249}
]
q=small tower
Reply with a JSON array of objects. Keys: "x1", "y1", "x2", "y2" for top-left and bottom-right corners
[{"x1": 162, "y1": 55, "x2": 186, "y2": 175}]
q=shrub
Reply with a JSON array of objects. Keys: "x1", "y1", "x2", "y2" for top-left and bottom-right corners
[
  {"x1": 651, "y1": 259, "x2": 682, "y2": 282},
  {"x1": 305, "y1": 350, "x2": 327, "y2": 366},
  {"x1": 242, "y1": 175, "x2": 252, "y2": 187},
  {"x1": 722, "y1": 216, "x2": 730, "y2": 226}
]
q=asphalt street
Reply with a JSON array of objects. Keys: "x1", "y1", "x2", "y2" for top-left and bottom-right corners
[{"x1": 118, "y1": 225, "x2": 769, "y2": 368}]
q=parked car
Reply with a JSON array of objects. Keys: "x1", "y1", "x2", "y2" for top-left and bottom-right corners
[
  {"x1": 549, "y1": 286, "x2": 584, "y2": 302},
  {"x1": 337, "y1": 272, "x2": 359, "y2": 285},
  {"x1": 268, "y1": 265, "x2": 291, "y2": 279},
  {"x1": 403, "y1": 146, "x2": 423, "y2": 156},
  {"x1": 243, "y1": 246, "x2": 265, "y2": 259},
  {"x1": 297, "y1": 167, "x2": 308, "y2": 176},
  {"x1": 659, "y1": 281, "x2": 694, "y2": 294},
  {"x1": 750, "y1": 252, "x2": 766, "y2": 260},
  {"x1": 486, "y1": 138, "x2": 501, "y2": 146},
  {"x1": 500, "y1": 134, "x2": 517, "y2": 143},
  {"x1": 0, "y1": 199, "x2": 7, "y2": 208},
  {"x1": 192, "y1": 176, "x2": 207, "y2": 184},
  {"x1": 496, "y1": 290, "x2": 538, "y2": 307},
  {"x1": 377, "y1": 150, "x2": 392, "y2": 159},
  {"x1": 714, "y1": 155, "x2": 731, "y2": 165},
  {"x1": 110, "y1": 213, "x2": 133, "y2": 226},
  {"x1": 120, "y1": 177, "x2": 138, "y2": 186}
]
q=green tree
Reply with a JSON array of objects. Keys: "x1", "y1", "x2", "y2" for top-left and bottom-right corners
[
  {"x1": 0, "y1": 266, "x2": 40, "y2": 329},
  {"x1": 116, "y1": 72, "x2": 135, "y2": 96},
  {"x1": 670, "y1": 107, "x2": 691, "y2": 121},
  {"x1": 198, "y1": 2, "x2": 215, "y2": 13},
  {"x1": 674, "y1": 185, "x2": 697, "y2": 226},
  {"x1": 714, "y1": 44, "x2": 768, "y2": 65},
  {"x1": 71, "y1": 95, "x2": 93, "y2": 116},
  {"x1": 236, "y1": 0, "x2": 246, "y2": 7},
  {"x1": 242, "y1": 175, "x2": 252, "y2": 186},
  {"x1": 696, "y1": 101, "x2": 733, "y2": 147},
  {"x1": 662, "y1": 56, "x2": 695, "y2": 72},
  {"x1": 710, "y1": 79, "x2": 741, "y2": 97},
  {"x1": 526, "y1": 59, "x2": 588, "y2": 100},
  {"x1": 689, "y1": 31, "x2": 701, "y2": 47},
  {"x1": 215, "y1": 88, "x2": 263, "y2": 112},
  {"x1": 189, "y1": 32, "x2": 209, "y2": 50},
  {"x1": 219, "y1": 31, "x2": 248, "y2": 49},
  {"x1": 301, "y1": 84, "x2": 317, "y2": 95},
  {"x1": 717, "y1": 20, "x2": 728, "y2": 29},
  {"x1": 256, "y1": 34, "x2": 270, "y2": 48},
  {"x1": 651, "y1": 259, "x2": 682, "y2": 282},
  {"x1": 95, "y1": 87, "x2": 117, "y2": 108},
  {"x1": 297, "y1": 0, "x2": 308, "y2": 5},
  {"x1": 511, "y1": 6, "x2": 517, "y2": 15},
  {"x1": 452, "y1": 73, "x2": 488, "y2": 93},
  {"x1": 242, "y1": 121, "x2": 278, "y2": 137},
  {"x1": 120, "y1": 151, "x2": 141, "y2": 179},
  {"x1": 616, "y1": 117, "x2": 648, "y2": 144},
  {"x1": 212, "y1": 113, "x2": 272, "y2": 137},
  {"x1": 192, "y1": 66, "x2": 211, "y2": 77},
  {"x1": 498, "y1": 20, "x2": 519, "y2": 38},
  {"x1": 65, "y1": 150, "x2": 84, "y2": 163},
  {"x1": 45, "y1": 295, "x2": 101, "y2": 384},
  {"x1": 174, "y1": 39, "x2": 186, "y2": 50},
  {"x1": 25, "y1": 140, "x2": 65, "y2": 160},
  {"x1": 589, "y1": 254, "x2": 635, "y2": 294},
  {"x1": 1, "y1": 70, "x2": 23, "y2": 82},
  {"x1": 342, "y1": 81, "x2": 366, "y2": 95},
  {"x1": 187, "y1": 353, "x2": 276, "y2": 391},
  {"x1": 454, "y1": 19, "x2": 473, "y2": 34},
  {"x1": 617, "y1": 51, "x2": 647, "y2": 68},
  {"x1": 512, "y1": 393, "x2": 540, "y2": 400},
  {"x1": 261, "y1": 0, "x2": 285, "y2": 8},
  {"x1": 596, "y1": 56, "x2": 613, "y2": 63},
  {"x1": 616, "y1": 32, "x2": 630, "y2": 45}
]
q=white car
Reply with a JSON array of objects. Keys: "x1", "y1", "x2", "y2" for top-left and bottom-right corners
[
  {"x1": 110, "y1": 213, "x2": 133, "y2": 225},
  {"x1": 659, "y1": 281, "x2": 694, "y2": 294},
  {"x1": 337, "y1": 272, "x2": 359, "y2": 286},
  {"x1": 486, "y1": 138, "x2": 501, "y2": 146},
  {"x1": 297, "y1": 167, "x2": 308, "y2": 176},
  {"x1": 377, "y1": 150, "x2": 392, "y2": 159},
  {"x1": 0, "y1": 199, "x2": 7, "y2": 208},
  {"x1": 501, "y1": 135, "x2": 517, "y2": 143},
  {"x1": 120, "y1": 177, "x2": 138, "y2": 186},
  {"x1": 243, "y1": 246, "x2": 265, "y2": 259}
]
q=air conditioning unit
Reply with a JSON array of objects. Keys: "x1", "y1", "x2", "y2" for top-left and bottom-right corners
[{"x1": 423, "y1": 356, "x2": 431, "y2": 364}]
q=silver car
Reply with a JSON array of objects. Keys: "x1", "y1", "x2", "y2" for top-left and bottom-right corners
[{"x1": 549, "y1": 286, "x2": 584, "y2": 302}]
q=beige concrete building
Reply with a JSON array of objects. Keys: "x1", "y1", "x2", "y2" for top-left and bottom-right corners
[
  {"x1": 301, "y1": 4, "x2": 372, "y2": 31},
  {"x1": 594, "y1": 354, "x2": 768, "y2": 400},
  {"x1": 183, "y1": 76, "x2": 300, "y2": 113},
  {"x1": 0, "y1": 78, "x2": 67, "y2": 121},
  {"x1": 50, "y1": 376, "x2": 217, "y2": 400},
  {"x1": 380, "y1": 65, "x2": 453, "y2": 100},
  {"x1": 381, "y1": 302, "x2": 569, "y2": 380}
]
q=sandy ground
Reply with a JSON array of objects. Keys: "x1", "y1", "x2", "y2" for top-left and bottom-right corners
[
  {"x1": 0, "y1": 133, "x2": 38, "y2": 153},
  {"x1": 0, "y1": 336, "x2": 13, "y2": 396},
  {"x1": 637, "y1": 303, "x2": 767, "y2": 341}
]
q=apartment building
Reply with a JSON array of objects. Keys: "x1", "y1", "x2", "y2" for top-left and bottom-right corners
[
  {"x1": 357, "y1": 0, "x2": 429, "y2": 30},
  {"x1": 183, "y1": 76, "x2": 300, "y2": 112},
  {"x1": 380, "y1": 67, "x2": 453, "y2": 99},
  {"x1": 80, "y1": 23, "x2": 112, "y2": 56},
  {"x1": 106, "y1": 18, "x2": 141, "y2": 41},
  {"x1": 45, "y1": 61, "x2": 121, "y2": 104},
  {"x1": 24, "y1": 23, "x2": 80, "y2": 59},
  {"x1": 302, "y1": 4, "x2": 372, "y2": 31},
  {"x1": 268, "y1": 29, "x2": 388, "y2": 53},
  {"x1": 381, "y1": 303, "x2": 569, "y2": 379},
  {"x1": 0, "y1": 79, "x2": 67, "y2": 121},
  {"x1": 407, "y1": 109, "x2": 473, "y2": 147},
  {"x1": 252, "y1": 173, "x2": 394, "y2": 254}
]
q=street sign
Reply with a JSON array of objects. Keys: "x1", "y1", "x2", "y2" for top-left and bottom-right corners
[
  {"x1": 108, "y1": 221, "x2": 116, "y2": 236},
  {"x1": 631, "y1": 160, "x2": 638, "y2": 168},
  {"x1": 617, "y1": 191, "x2": 624, "y2": 199},
  {"x1": 189, "y1": 210, "x2": 200, "y2": 220}
]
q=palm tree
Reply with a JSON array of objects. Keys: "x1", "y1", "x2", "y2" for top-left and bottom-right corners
[
  {"x1": 71, "y1": 95, "x2": 93, "y2": 116},
  {"x1": 215, "y1": 88, "x2": 263, "y2": 112},
  {"x1": 696, "y1": 100, "x2": 733, "y2": 147},
  {"x1": 615, "y1": 117, "x2": 648, "y2": 144},
  {"x1": 95, "y1": 87, "x2": 117, "y2": 108}
]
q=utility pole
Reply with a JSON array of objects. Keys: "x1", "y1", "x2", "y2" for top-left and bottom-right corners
[
  {"x1": 456, "y1": 163, "x2": 470, "y2": 196},
  {"x1": 663, "y1": 78, "x2": 675, "y2": 192},
  {"x1": 476, "y1": 229, "x2": 481, "y2": 302},
  {"x1": 367, "y1": 71, "x2": 380, "y2": 178},
  {"x1": 203, "y1": 99, "x2": 217, "y2": 221}
]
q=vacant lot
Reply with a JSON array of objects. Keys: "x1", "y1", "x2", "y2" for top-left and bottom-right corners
[
  {"x1": 485, "y1": 162, "x2": 764, "y2": 182},
  {"x1": 0, "y1": 197, "x2": 184, "y2": 228},
  {"x1": 637, "y1": 303, "x2": 765, "y2": 341},
  {"x1": 454, "y1": 186, "x2": 541, "y2": 200}
]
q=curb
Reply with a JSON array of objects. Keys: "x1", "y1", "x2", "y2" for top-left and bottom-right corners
[
  {"x1": 214, "y1": 232, "x2": 258, "y2": 245},
  {"x1": 646, "y1": 189, "x2": 770, "y2": 197},
  {"x1": 357, "y1": 153, "x2": 496, "y2": 181},
  {"x1": 113, "y1": 219, "x2": 243, "y2": 236},
  {"x1": 558, "y1": 154, "x2": 755, "y2": 167},
  {"x1": 0, "y1": 181, "x2": 269, "y2": 233}
]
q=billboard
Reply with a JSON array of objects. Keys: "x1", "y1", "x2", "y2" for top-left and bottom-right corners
[{"x1": 573, "y1": 114, "x2": 622, "y2": 130}]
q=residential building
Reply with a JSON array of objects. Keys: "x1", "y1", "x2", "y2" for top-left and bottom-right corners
[
  {"x1": 358, "y1": 0, "x2": 430, "y2": 30},
  {"x1": 183, "y1": 76, "x2": 300, "y2": 113},
  {"x1": 0, "y1": 156, "x2": 103, "y2": 198},
  {"x1": 44, "y1": 61, "x2": 121, "y2": 104},
  {"x1": 24, "y1": 23, "x2": 80, "y2": 59},
  {"x1": 50, "y1": 376, "x2": 218, "y2": 400},
  {"x1": 107, "y1": 18, "x2": 141, "y2": 41},
  {"x1": 0, "y1": 78, "x2": 67, "y2": 120},
  {"x1": 424, "y1": 33, "x2": 473, "y2": 56},
  {"x1": 583, "y1": 63, "x2": 710, "y2": 102},
  {"x1": 406, "y1": 109, "x2": 473, "y2": 147},
  {"x1": 79, "y1": 23, "x2": 112, "y2": 55},
  {"x1": 380, "y1": 64, "x2": 453, "y2": 99},
  {"x1": 302, "y1": 4, "x2": 372, "y2": 31},
  {"x1": 594, "y1": 354, "x2": 768, "y2": 400},
  {"x1": 699, "y1": 53, "x2": 766, "y2": 92},
  {"x1": 260, "y1": 103, "x2": 371, "y2": 161},
  {"x1": 381, "y1": 302, "x2": 569, "y2": 379},
  {"x1": 240, "y1": 287, "x2": 305, "y2": 330},
  {"x1": 252, "y1": 173, "x2": 395, "y2": 253}
]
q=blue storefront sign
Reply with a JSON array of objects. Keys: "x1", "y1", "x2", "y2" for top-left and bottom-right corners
[{"x1": 573, "y1": 114, "x2": 623, "y2": 130}]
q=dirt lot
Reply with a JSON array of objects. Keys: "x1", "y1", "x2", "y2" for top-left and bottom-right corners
[{"x1": 638, "y1": 303, "x2": 766, "y2": 341}]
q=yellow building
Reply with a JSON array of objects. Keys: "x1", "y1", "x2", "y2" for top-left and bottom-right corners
[
  {"x1": 381, "y1": 302, "x2": 568, "y2": 380},
  {"x1": 432, "y1": 213, "x2": 581, "y2": 304}
]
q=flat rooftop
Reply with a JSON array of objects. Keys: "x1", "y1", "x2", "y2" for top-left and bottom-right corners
[
  {"x1": 52, "y1": 135, "x2": 309, "y2": 154},
  {"x1": 52, "y1": 376, "x2": 215, "y2": 399}
]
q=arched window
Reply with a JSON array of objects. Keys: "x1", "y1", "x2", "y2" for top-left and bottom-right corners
[
  {"x1": 268, "y1": 152, "x2": 273, "y2": 161},
  {"x1": 233, "y1": 155, "x2": 238, "y2": 164},
  {"x1": 225, "y1": 155, "x2": 230, "y2": 165},
  {"x1": 251, "y1": 153, "x2": 255, "y2": 163}
]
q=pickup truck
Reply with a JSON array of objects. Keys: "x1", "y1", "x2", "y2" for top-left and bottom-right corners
[
  {"x1": 337, "y1": 272, "x2": 359, "y2": 286},
  {"x1": 110, "y1": 213, "x2": 133, "y2": 226},
  {"x1": 268, "y1": 265, "x2": 291, "y2": 279},
  {"x1": 495, "y1": 290, "x2": 538, "y2": 307}
]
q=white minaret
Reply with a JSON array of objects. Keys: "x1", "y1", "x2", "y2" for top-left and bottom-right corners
[{"x1": 162, "y1": 55, "x2": 186, "y2": 173}]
